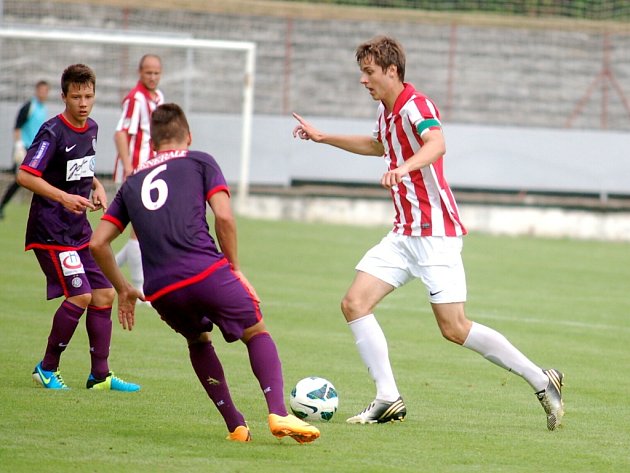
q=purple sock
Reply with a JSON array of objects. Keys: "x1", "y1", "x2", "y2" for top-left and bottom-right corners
[
  {"x1": 86, "y1": 305, "x2": 112, "y2": 379},
  {"x1": 189, "y1": 341, "x2": 245, "y2": 432},
  {"x1": 246, "y1": 332, "x2": 288, "y2": 416},
  {"x1": 42, "y1": 300, "x2": 85, "y2": 371}
]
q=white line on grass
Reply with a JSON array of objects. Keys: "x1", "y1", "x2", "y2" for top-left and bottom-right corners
[{"x1": 470, "y1": 312, "x2": 629, "y2": 333}]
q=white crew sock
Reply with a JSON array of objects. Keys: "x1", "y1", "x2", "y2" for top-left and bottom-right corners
[
  {"x1": 463, "y1": 321, "x2": 548, "y2": 392},
  {"x1": 348, "y1": 314, "x2": 400, "y2": 402},
  {"x1": 126, "y1": 238, "x2": 144, "y2": 293}
]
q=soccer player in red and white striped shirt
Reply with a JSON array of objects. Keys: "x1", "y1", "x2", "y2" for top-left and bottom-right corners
[
  {"x1": 293, "y1": 36, "x2": 564, "y2": 430},
  {"x1": 113, "y1": 54, "x2": 165, "y2": 296}
]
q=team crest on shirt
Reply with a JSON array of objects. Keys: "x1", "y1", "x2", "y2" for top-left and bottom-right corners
[
  {"x1": 71, "y1": 277, "x2": 83, "y2": 288},
  {"x1": 59, "y1": 251, "x2": 85, "y2": 276}
]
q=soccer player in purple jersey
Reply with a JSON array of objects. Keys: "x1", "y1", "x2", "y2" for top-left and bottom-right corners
[
  {"x1": 292, "y1": 36, "x2": 564, "y2": 430},
  {"x1": 16, "y1": 64, "x2": 140, "y2": 392},
  {"x1": 90, "y1": 103, "x2": 320, "y2": 444}
]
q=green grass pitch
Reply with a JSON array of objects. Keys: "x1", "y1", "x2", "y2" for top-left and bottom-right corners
[{"x1": 1, "y1": 201, "x2": 629, "y2": 472}]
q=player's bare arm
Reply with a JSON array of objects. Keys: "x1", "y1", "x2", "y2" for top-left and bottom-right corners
[
  {"x1": 90, "y1": 220, "x2": 144, "y2": 331},
  {"x1": 209, "y1": 190, "x2": 261, "y2": 302},
  {"x1": 16, "y1": 169, "x2": 95, "y2": 214},
  {"x1": 209, "y1": 190, "x2": 238, "y2": 265},
  {"x1": 114, "y1": 130, "x2": 134, "y2": 179},
  {"x1": 292, "y1": 112, "x2": 383, "y2": 156},
  {"x1": 380, "y1": 129, "x2": 446, "y2": 189}
]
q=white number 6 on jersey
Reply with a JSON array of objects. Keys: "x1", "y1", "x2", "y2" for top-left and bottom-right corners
[{"x1": 141, "y1": 164, "x2": 168, "y2": 210}]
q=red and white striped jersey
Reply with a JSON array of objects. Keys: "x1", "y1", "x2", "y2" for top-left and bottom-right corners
[
  {"x1": 372, "y1": 83, "x2": 466, "y2": 237},
  {"x1": 113, "y1": 81, "x2": 164, "y2": 182}
]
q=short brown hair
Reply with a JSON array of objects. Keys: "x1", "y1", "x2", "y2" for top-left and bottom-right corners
[
  {"x1": 150, "y1": 103, "x2": 190, "y2": 147},
  {"x1": 61, "y1": 64, "x2": 96, "y2": 95},
  {"x1": 356, "y1": 36, "x2": 406, "y2": 82}
]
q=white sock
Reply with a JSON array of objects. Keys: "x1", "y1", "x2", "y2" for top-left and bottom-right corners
[
  {"x1": 127, "y1": 238, "x2": 144, "y2": 293},
  {"x1": 115, "y1": 242, "x2": 128, "y2": 267},
  {"x1": 463, "y1": 321, "x2": 548, "y2": 391},
  {"x1": 348, "y1": 314, "x2": 400, "y2": 402}
]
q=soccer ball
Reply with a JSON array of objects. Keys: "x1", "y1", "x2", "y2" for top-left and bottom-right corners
[{"x1": 290, "y1": 376, "x2": 339, "y2": 422}]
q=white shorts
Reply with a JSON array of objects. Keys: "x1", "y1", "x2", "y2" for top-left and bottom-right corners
[{"x1": 355, "y1": 232, "x2": 467, "y2": 304}]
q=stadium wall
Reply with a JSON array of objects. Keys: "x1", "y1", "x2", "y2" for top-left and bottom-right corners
[
  {"x1": 1, "y1": 104, "x2": 628, "y2": 198},
  {"x1": 2, "y1": 1, "x2": 629, "y2": 240},
  {"x1": 2, "y1": 104, "x2": 629, "y2": 241},
  {"x1": 239, "y1": 193, "x2": 630, "y2": 242},
  {"x1": 4, "y1": 0, "x2": 630, "y2": 130}
]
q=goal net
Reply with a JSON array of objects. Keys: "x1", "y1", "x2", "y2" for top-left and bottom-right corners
[{"x1": 0, "y1": 26, "x2": 255, "y2": 211}]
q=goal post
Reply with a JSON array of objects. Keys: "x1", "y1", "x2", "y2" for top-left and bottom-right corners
[{"x1": 0, "y1": 26, "x2": 256, "y2": 212}]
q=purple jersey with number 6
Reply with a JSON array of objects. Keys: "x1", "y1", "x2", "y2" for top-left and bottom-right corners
[{"x1": 103, "y1": 149, "x2": 230, "y2": 299}]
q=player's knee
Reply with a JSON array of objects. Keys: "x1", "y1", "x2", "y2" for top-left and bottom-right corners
[
  {"x1": 90, "y1": 288, "x2": 115, "y2": 307},
  {"x1": 67, "y1": 293, "x2": 92, "y2": 309},
  {"x1": 340, "y1": 294, "x2": 366, "y2": 320},
  {"x1": 439, "y1": 322, "x2": 469, "y2": 345},
  {"x1": 241, "y1": 321, "x2": 267, "y2": 343},
  {"x1": 101, "y1": 288, "x2": 115, "y2": 305},
  {"x1": 440, "y1": 328, "x2": 460, "y2": 344},
  {"x1": 188, "y1": 332, "x2": 212, "y2": 345},
  {"x1": 340, "y1": 297, "x2": 351, "y2": 319}
]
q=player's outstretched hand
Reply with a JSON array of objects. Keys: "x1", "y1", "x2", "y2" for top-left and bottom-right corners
[
  {"x1": 117, "y1": 286, "x2": 145, "y2": 331},
  {"x1": 292, "y1": 112, "x2": 324, "y2": 142}
]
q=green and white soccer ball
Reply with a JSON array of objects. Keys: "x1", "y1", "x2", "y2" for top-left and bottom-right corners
[{"x1": 290, "y1": 376, "x2": 339, "y2": 422}]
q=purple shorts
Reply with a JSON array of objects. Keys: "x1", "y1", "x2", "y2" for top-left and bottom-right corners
[
  {"x1": 33, "y1": 247, "x2": 113, "y2": 300},
  {"x1": 151, "y1": 264, "x2": 263, "y2": 342}
]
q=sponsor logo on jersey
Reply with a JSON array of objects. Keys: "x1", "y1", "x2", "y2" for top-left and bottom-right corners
[
  {"x1": 66, "y1": 155, "x2": 95, "y2": 181},
  {"x1": 59, "y1": 251, "x2": 85, "y2": 276},
  {"x1": 65, "y1": 144, "x2": 77, "y2": 152},
  {"x1": 29, "y1": 141, "x2": 49, "y2": 169}
]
